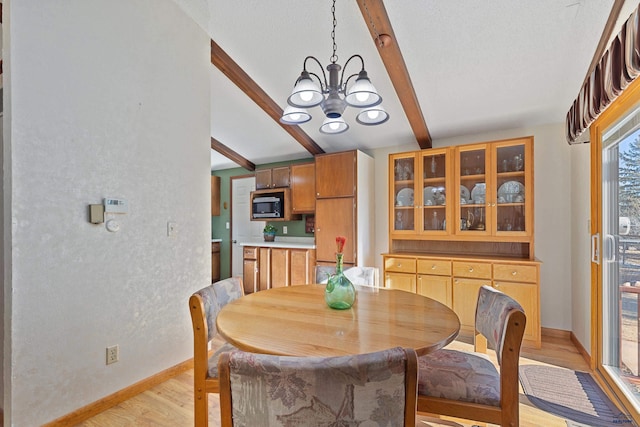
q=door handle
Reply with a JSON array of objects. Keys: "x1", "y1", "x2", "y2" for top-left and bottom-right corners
[
  {"x1": 591, "y1": 233, "x2": 600, "y2": 265},
  {"x1": 603, "y1": 234, "x2": 618, "y2": 263}
]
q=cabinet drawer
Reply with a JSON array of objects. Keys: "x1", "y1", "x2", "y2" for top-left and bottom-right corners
[
  {"x1": 417, "y1": 259, "x2": 451, "y2": 276},
  {"x1": 493, "y1": 263, "x2": 537, "y2": 283},
  {"x1": 384, "y1": 257, "x2": 416, "y2": 274},
  {"x1": 243, "y1": 247, "x2": 258, "y2": 260},
  {"x1": 452, "y1": 261, "x2": 491, "y2": 279}
]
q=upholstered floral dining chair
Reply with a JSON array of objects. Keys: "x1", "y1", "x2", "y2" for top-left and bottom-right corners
[
  {"x1": 416, "y1": 285, "x2": 526, "y2": 427},
  {"x1": 218, "y1": 346, "x2": 419, "y2": 427},
  {"x1": 189, "y1": 276, "x2": 244, "y2": 427}
]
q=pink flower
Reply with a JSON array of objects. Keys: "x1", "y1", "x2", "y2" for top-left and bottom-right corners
[{"x1": 336, "y1": 236, "x2": 346, "y2": 254}]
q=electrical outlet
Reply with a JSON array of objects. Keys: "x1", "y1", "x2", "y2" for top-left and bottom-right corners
[
  {"x1": 106, "y1": 345, "x2": 119, "y2": 365},
  {"x1": 283, "y1": 226, "x2": 288, "y2": 234}
]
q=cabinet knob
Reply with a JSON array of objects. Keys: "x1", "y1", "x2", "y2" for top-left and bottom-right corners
[
  {"x1": 431, "y1": 265, "x2": 436, "y2": 270},
  {"x1": 397, "y1": 263, "x2": 402, "y2": 268},
  {"x1": 512, "y1": 271, "x2": 517, "y2": 276},
  {"x1": 468, "y1": 267, "x2": 474, "y2": 272},
  {"x1": 316, "y1": 192, "x2": 320, "y2": 196},
  {"x1": 494, "y1": 283, "x2": 500, "y2": 288}
]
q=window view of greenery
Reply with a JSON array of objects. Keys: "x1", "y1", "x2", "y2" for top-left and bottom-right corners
[{"x1": 618, "y1": 130, "x2": 640, "y2": 400}]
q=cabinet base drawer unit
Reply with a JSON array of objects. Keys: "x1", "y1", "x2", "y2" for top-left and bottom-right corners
[{"x1": 383, "y1": 253, "x2": 541, "y2": 348}]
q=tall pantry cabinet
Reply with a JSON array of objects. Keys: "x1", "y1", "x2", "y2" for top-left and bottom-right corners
[{"x1": 315, "y1": 150, "x2": 374, "y2": 267}]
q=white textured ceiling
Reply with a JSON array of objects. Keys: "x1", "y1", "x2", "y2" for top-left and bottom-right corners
[{"x1": 172, "y1": 0, "x2": 619, "y2": 170}]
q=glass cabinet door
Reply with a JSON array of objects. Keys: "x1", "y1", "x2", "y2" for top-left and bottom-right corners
[
  {"x1": 457, "y1": 145, "x2": 489, "y2": 234},
  {"x1": 494, "y1": 140, "x2": 531, "y2": 235},
  {"x1": 390, "y1": 154, "x2": 419, "y2": 233},
  {"x1": 421, "y1": 149, "x2": 449, "y2": 233}
]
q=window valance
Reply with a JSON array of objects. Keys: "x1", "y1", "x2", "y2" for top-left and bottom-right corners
[{"x1": 566, "y1": 6, "x2": 640, "y2": 144}]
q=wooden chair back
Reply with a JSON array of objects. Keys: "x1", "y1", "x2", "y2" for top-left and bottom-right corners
[
  {"x1": 189, "y1": 277, "x2": 243, "y2": 427},
  {"x1": 417, "y1": 285, "x2": 526, "y2": 427}
]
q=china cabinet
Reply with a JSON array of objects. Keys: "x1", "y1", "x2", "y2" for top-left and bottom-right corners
[
  {"x1": 385, "y1": 136, "x2": 540, "y2": 348},
  {"x1": 388, "y1": 136, "x2": 534, "y2": 259},
  {"x1": 455, "y1": 138, "x2": 533, "y2": 243},
  {"x1": 389, "y1": 148, "x2": 452, "y2": 236}
]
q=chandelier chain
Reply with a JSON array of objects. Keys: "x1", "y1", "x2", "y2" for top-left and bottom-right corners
[
  {"x1": 363, "y1": 0, "x2": 383, "y2": 48},
  {"x1": 330, "y1": 0, "x2": 338, "y2": 64}
]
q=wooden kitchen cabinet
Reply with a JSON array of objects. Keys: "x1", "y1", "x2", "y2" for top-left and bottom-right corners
[
  {"x1": 383, "y1": 256, "x2": 417, "y2": 292},
  {"x1": 291, "y1": 249, "x2": 316, "y2": 285},
  {"x1": 256, "y1": 166, "x2": 290, "y2": 190},
  {"x1": 382, "y1": 253, "x2": 541, "y2": 348},
  {"x1": 416, "y1": 258, "x2": 452, "y2": 306},
  {"x1": 211, "y1": 175, "x2": 220, "y2": 216},
  {"x1": 243, "y1": 245, "x2": 316, "y2": 291},
  {"x1": 314, "y1": 150, "x2": 374, "y2": 267},
  {"x1": 258, "y1": 247, "x2": 271, "y2": 291},
  {"x1": 290, "y1": 162, "x2": 315, "y2": 213},
  {"x1": 315, "y1": 198, "x2": 355, "y2": 265},
  {"x1": 452, "y1": 277, "x2": 487, "y2": 329},
  {"x1": 211, "y1": 241, "x2": 220, "y2": 283},
  {"x1": 270, "y1": 248, "x2": 290, "y2": 288},
  {"x1": 315, "y1": 151, "x2": 356, "y2": 198},
  {"x1": 242, "y1": 246, "x2": 258, "y2": 294}
]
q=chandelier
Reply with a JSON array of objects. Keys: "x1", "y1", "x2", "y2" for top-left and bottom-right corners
[{"x1": 280, "y1": 0, "x2": 389, "y2": 135}]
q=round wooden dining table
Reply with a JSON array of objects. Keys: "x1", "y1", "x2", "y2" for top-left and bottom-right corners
[{"x1": 216, "y1": 284, "x2": 460, "y2": 357}]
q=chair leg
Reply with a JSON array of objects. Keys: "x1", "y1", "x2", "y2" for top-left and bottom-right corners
[{"x1": 194, "y1": 390, "x2": 208, "y2": 427}]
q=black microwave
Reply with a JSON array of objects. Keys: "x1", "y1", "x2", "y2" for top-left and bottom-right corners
[{"x1": 251, "y1": 190, "x2": 286, "y2": 219}]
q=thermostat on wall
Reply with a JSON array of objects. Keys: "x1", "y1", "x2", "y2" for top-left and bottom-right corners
[{"x1": 103, "y1": 198, "x2": 128, "y2": 213}]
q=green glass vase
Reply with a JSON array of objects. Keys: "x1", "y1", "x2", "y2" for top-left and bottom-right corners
[{"x1": 324, "y1": 253, "x2": 356, "y2": 309}]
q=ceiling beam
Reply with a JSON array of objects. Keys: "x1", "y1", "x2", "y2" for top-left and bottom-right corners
[
  {"x1": 211, "y1": 137, "x2": 256, "y2": 171},
  {"x1": 210, "y1": 40, "x2": 325, "y2": 157},
  {"x1": 356, "y1": 0, "x2": 432, "y2": 149}
]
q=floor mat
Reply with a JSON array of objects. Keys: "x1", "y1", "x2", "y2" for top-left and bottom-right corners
[{"x1": 519, "y1": 365, "x2": 634, "y2": 427}]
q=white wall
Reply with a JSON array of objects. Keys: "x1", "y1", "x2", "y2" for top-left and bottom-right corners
[
  {"x1": 571, "y1": 142, "x2": 593, "y2": 351},
  {"x1": 373, "y1": 123, "x2": 580, "y2": 333},
  {"x1": 3, "y1": 1, "x2": 211, "y2": 425}
]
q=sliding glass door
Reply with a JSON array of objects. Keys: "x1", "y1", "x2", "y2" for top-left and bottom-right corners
[{"x1": 592, "y1": 80, "x2": 640, "y2": 424}]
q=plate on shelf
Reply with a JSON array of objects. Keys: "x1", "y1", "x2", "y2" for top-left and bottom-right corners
[
  {"x1": 498, "y1": 180, "x2": 524, "y2": 203},
  {"x1": 424, "y1": 186, "x2": 445, "y2": 205},
  {"x1": 460, "y1": 185, "x2": 471, "y2": 202},
  {"x1": 396, "y1": 188, "x2": 414, "y2": 206},
  {"x1": 470, "y1": 183, "x2": 486, "y2": 203}
]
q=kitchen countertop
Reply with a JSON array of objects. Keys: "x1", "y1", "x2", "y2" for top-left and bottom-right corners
[{"x1": 239, "y1": 237, "x2": 315, "y2": 249}]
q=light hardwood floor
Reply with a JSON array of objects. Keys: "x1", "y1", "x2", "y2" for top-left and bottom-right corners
[{"x1": 75, "y1": 334, "x2": 591, "y2": 427}]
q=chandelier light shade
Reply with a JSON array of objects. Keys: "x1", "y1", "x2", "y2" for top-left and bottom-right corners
[
  {"x1": 320, "y1": 117, "x2": 349, "y2": 134},
  {"x1": 280, "y1": 105, "x2": 312, "y2": 125},
  {"x1": 287, "y1": 71, "x2": 323, "y2": 108},
  {"x1": 356, "y1": 105, "x2": 389, "y2": 126},
  {"x1": 280, "y1": 0, "x2": 389, "y2": 135},
  {"x1": 345, "y1": 71, "x2": 381, "y2": 107}
]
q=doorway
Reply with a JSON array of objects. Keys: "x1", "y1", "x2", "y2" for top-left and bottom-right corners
[
  {"x1": 230, "y1": 176, "x2": 264, "y2": 277},
  {"x1": 592, "y1": 80, "x2": 640, "y2": 423}
]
